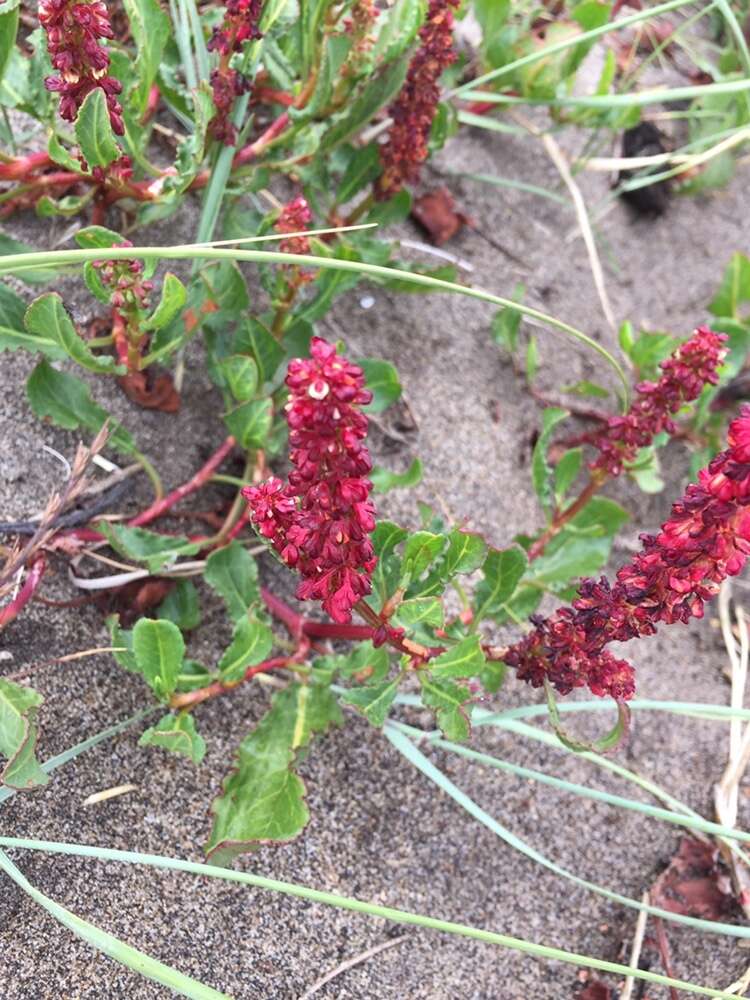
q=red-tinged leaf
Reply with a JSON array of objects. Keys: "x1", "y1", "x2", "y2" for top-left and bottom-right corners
[
  {"x1": 410, "y1": 188, "x2": 470, "y2": 246},
  {"x1": 650, "y1": 837, "x2": 735, "y2": 920},
  {"x1": 118, "y1": 370, "x2": 181, "y2": 412}
]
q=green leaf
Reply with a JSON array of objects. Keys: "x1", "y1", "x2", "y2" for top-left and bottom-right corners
[
  {"x1": 75, "y1": 87, "x2": 120, "y2": 168},
  {"x1": 143, "y1": 273, "x2": 186, "y2": 332},
  {"x1": 490, "y1": 282, "x2": 525, "y2": 352},
  {"x1": 107, "y1": 615, "x2": 138, "y2": 672},
  {"x1": 217, "y1": 618, "x2": 274, "y2": 683},
  {"x1": 479, "y1": 660, "x2": 505, "y2": 694},
  {"x1": 0, "y1": 282, "x2": 25, "y2": 329},
  {"x1": 122, "y1": 0, "x2": 170, "y2": 115},
  {"x1": 320, "y1": 52, "x2": 410, "y2": 151},
  {"x1": 419, "y1": 674, "x2": 470, "y2": 741},
  {"x1": 474, "y1": 546, "x2": 528, "y2": 621},
  {"x1": 525, "y1": 335, "x2": 538, "y2": 383},
  {"x1": 333, "y1": 642, "x2": 390, "y2": 683},
  {"x1": 394, "y1": 597, "x2": 443, "y2": 629},
  {"x1": 529, "y1": 498, "x2": 629, "y2": 587},
  {"x1": 400, "y1": 531, "x2": 446, "y2": 587},
  {"x1": 1, "y1": 282, "x2": 67, "y2": 359},
  {"x1": 26, "y1": 361, "x2": 136, "y2": 454},
  {"x1": 224, "y1": 397, "x2": 273, "y2": 448},
  {"x1": 709, "y1": 252, "x2": 750, "y2": 319},
  {"x1": 235, "y1": 318, "x2": 284, "y2": 385},
  {"x1": 132, "y1": 618, "x2": 185, "y2": 701},
  {"x1": 207, "y1": 680, "x2": 343, "y2": 860},
  {"x1": 370, "y1": 458, "x2": 422, "y2": 493},
  {"x1": 340, "y1": 678, "x2": 399, "y2": 727},
  {"x1": 24, "y1": 293, "x2": 120, "y2": 374},
  {"x1": 157, "y1": 580, "x2": 201, "y2": 631},
  {"x1": 98, "y1": 523, "x2": 201, "y2": 573},
  {"x1": 0, "y1": 233, "x2": 58, "y2": 284},
  {"x1": 74, "y1": 225, "x2": 124, "y2": 250},
  {"x1": 204, "y1": 542, "x2": 261, "y2": 622},
  {"x1": 372, "y1": 0, "x2": 425, "y2": 65},
  {"x1": 335, "y1": 144, "x2": 381, "y2": 205},
  {"x1": 430, "y1": 635, "x2": 485, "y2": 680},
  {"x1": 0, "y1": 2, "x2": 19, "y2": 86},
  {"x1": 561, "y1": 379, "x2": 609, "y2": 399},
  {"x1": 139, "y1": 712, "x2": 206, "y2": 764},
  {"x1": 532, "y1": 407, "x2": 568, "y2": 513},
  {"x1": 216, "y1": 355, "x2": 259, "y2": 403},
  {"x1": 0, "y1": 678, "x2": 48, "y2": 790},
  {"x1": 554, "y1": 448, "x2": 583, "y2": 504}
]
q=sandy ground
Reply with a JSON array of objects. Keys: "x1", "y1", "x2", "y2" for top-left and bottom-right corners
[{"x1": 2, "y1": 119, "x2": 750, "y2": 1000}]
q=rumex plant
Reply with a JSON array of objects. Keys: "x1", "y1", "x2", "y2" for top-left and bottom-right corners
[{"x1": 3, "y1": 0, "x2": 750, "y2": 994}]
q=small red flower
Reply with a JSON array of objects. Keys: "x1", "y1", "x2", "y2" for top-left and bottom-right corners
[
  {"x1": 243, "y1": 337, "x2": 377, "y2": 624},
  {"x1": 276, "y1": 195, "x2": 313, "y2": 257},
  {"x1": 376, "y1": 0, "x2": 460, "y2": 199},
  {"x1": 39, "y1": 0, "x2": 124, "y2": 134},
  {"x1": 506, "y1": 404, "x2": 750, "y2": 700},
  {"x1": 207, "y1": 0, "x2": 263, "y2": 143}
]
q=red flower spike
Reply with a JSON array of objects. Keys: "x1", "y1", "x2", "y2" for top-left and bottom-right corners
[
  {"x1": 207, "y1": 0, "x2": 263, "y2": 143},
  {"x1": 591, "y1": 326, "x2": 727, "y2": 476},
  {"x1": 243, "y1": 337, "x2": 377, "y2": 624},
  {"x1": 376, "y1": 0, "x2": 460, "y2": 200},
  {"x1": 39, "y1": 0, "x2": 125, "y2": 134},
  {"x1": 506, "y1": 404, "x2": 750, "y2": 700}
]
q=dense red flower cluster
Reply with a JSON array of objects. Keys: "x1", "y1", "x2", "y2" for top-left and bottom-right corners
[
  {"x1": 376, "y1": 0, "x2": 460, "y2": 199},
  {"x1": 276, "y1": 196, "x2": 313, "y2": 256},
  {"x1": 39, "y1": 0, "x2": 124, "y2": 134},
  {"x1": 208, "y1": 68, "x2": 251, "y2": 145},
  {"x1": 207, "y1": 0, "x2": 263, "y2": 144},
  {"x1": 208, "y1": 0, "x2": 263, "y2": 56},
  {"x1": 243, "y1": 338, "x2": 377, "y2": 624},
  {"x1": 506, "y1": 405, "x2": 750, "y2": 700},
  {"x1": 592, "y1": 326, "x2": 727, "y2": 476}
]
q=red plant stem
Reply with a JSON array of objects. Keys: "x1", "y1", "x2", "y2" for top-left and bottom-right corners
[
  {"x1": 261, "y1": 585, "x2": 305, "y2": 637},
  {"x1": 652, "y1": 917, "x2": 679, "y2": 1000},
  {"x1": 223, "y1": 507, "x2": 251, "y2": 542},
  {"x1": 142, "y1": 85, "x2": 160, "y2": 124},
  {"x1": 0, "y1": 151, "x2": 54, "y2": 180},
  {"x1": 527, "y1": 475, "x2": 605, "y2": 561},
  {"x1": 129, "y1": 436, "x2": 237, "y2": 528},
  {"x1": 253, "y1": 86, "x2": 294, "y2": 107},
  {"x1": 0, "y1": 556, "x2": 46, "y2": 630},
  {"x1": 302, "y1": 621, "x2": 376, "y2": 641},
  {"x1": 169, "y1": 655, "x2": 291, "y2": 708}
]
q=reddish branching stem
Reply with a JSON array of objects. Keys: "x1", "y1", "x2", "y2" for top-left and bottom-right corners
[
  {"x1": 130, "y1": 436, "x2": 237, "y2": 528},
  {"x1": 0, "y1": 557, "x2": 47, "y2": 630}
]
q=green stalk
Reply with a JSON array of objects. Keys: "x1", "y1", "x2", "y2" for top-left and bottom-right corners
[
  {"x1": 460, "y1": 77, "x2": 750, "y2": 110},
  {"x1": 383, "y1": 725, "x2": 750, "y2": 941},
  {"x1": 0, "y1": 836, "x2": 741, "y2": 998},
  {"x1": 447, "y1": 0, "x2": 717, "y2": 98},
  {"x1": 0, "y1": 850, "x2": 228, "y2": 999},
  {"x1": 0, "y1": 244, "x2": 630, "y2": 402}
]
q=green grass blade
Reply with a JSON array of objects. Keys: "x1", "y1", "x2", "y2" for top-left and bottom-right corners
[
  {"x1": 460, "y1": 77, "x2": 750, "y2": 110},
  {"x1": 448, "y1": 0, "x2": 712, "y2": 98},
  {"x1": 383, "y1": 724, "x2": 750, "y2": 940},
  {"x1": 0, "y1": 708, "x2": 156, "y2": 807},
  {"x1": 0, "y1": 849, "x2": 230, "y2": 999},
  {"x1": 493, "y1": 717, "x2": 750, "y2": 870},
  {"x1": 184, "y1": 0, "x2": 209, "y2": 82},
  {"x1": 416, "y1": 726, "x2": 750, "y2": 847},
  {"x1": 0, "y1": 244, "x2": 630, "y2": 400},
  {"x1": 393, "y1": 692, "x2": 750, "y2": 722},
  {"x1": 0, "y1": 836, "x2": 741, "y2": 998},
  {"x1": 444, "y1": 164, "x2": 568, "y2": 205}
]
